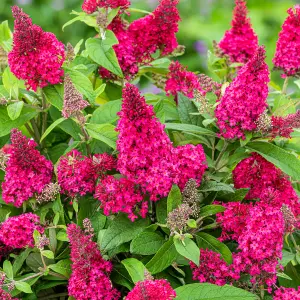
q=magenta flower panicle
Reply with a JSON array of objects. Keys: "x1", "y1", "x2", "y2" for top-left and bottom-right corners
[
  {"x1": 82, "y1": 0, "x2": 130, "y2": 14},
  {"x1": 273, "y1": 6, "x2": 300, "y2": 77},
  {"x1": 8, "y1": 6, "x2": 65, "y2": 91},
  {"x1": 218, "y1": 0, "x2": 258, "y2": 64}
]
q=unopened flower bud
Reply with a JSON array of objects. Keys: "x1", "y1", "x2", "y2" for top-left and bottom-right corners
[
  {"x1": 83, "y1": 218, "x2": 94, "y2": 236},
  {"x1": 182, "y1": 179, "x2": 201, "y2": 218},
  {"x1": 36, "y1": 183, "x2": 61, "y2": 204}
]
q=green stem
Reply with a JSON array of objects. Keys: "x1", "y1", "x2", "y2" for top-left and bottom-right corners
[
  {"x1": 290, "y1": 233, "x2": 300, "y2": 252},
  {"x1": 41, "y1": 90, "x2": 48, "y2": 147},
  {"x1": 214, "y1": 141, "x2": 228, "y2": 170},
  {"x1": 30, "y1": 119, "x2": 41, "y2": 143},
  {"x1": 282, "y1": 77, "x2": 289, "y2": 95},
  {"x1": 25, "y1": 123, "x2": 37, "y2": 141},
  {"x1": 80, "y1": 126, "x2": 91, "y2": 156}
]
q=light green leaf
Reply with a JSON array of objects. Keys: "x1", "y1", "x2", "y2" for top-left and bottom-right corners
[
  {"x1": 41, "y1": 250, "x2": 54, "y2": 259},
  {"x1": 130, "y1": 232, "x2": 165, "y2": 255},
  {"x1": 49, "y1": 259, "x2": 72, "y2": 279},
  {"x1": 121, "y1": 258, "x2": 146, "y2": 283},
  {"x1": 94, "y1": 84, "x2": 106, "y2": 99},
  {"x1": 175, "y1": 283, "x2": 258, "y2": 299},
  {"x1": 246, "y1": 141, "x2": 300, "y2": 180},
  {"x1": 86, "y1": 123, "x2": 118, "y2": 149},
  {"x1": 3, "y1": 260, "x2": 13, "y2": 279},
  {"x1": 90, "y1": 100, "x2": 121, "y2": 124},
  {"x1": 40, "y1": 117, "x2": 65, "y2": 142},
  {"x1": 167, "y1": 185, "x2": 182, "y2": 214},
  {"x1": 165, "y1": 123, "x2": 216, "y2": 137},
  {"x1": 43, "y1": 84, "x2": 63, "y2": 111},
  {"x1": 15, "y1": 281, "x2": 33, "y2": 294},
  {"x1": 86, "y1": 34, "x2": 123, "y2": 77},
  {"x1": 57, "y1": 231, "x2": 69, "y2": 242},
  {"x1": 100, "y1": 215, "x2": 150, "y2": 251},
  {"x1": 198, "y1": 205, "x2": 225, "y2": 219},
  {"x1": 146, "y1": 239, "x2": 178, "y2": 274},
  {"x1": 174, "y1": 237, "x2": 200, "y2": 266},
  {"x1": 7, "y1": 101, "x2": 24, "y2": 120},
  {"x1": 196, "y1": 232, "x2": 232, "y2": 264},
  {"x1": 62, "y1": 12, "x2": 97, "y2": 30}
]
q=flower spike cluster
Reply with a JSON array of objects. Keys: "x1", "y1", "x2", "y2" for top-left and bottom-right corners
[
  {"x1": 273, "y1": 6, "x2": 300, "y2": 77},
  {"x1": 82, "y1": 0, "x2": 130, "y2": 14},
  {"x1": 117, "y1": 83, "x2": 207, "y2": 200},
  {"x1": 67, "y1": 224, "x2": 120, "y2": 300},
  {"x1": 274, "y1": 287, "x2": 300, "y2": 300},
  {"x1": 0, "y1": 213, "x2": 44, "y2": 248},
  {"x1": 126, "y1": 279, "x2": 176, "y2": 300},
  {"x1": 218, "y1": 0, "x2": 258, "y2": 63},
  {"x1": 215, "y1": 46, "x2": 270, "y2": 139},
  {"x1": 2, "y1": 129, "x2": 53, "y2": 207},
  {"x1": 8, "y1": 6, "x2": 65, "y2": 91}
]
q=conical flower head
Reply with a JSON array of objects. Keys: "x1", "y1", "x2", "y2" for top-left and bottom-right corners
[
  {"x1": 219, "y1": 0, "x2": 258, "y2": 63},
  {"x1": 215, "y1": 46, "x2": 270, "y2": 139},
  {"x1": 2, "y1": 129, "x2": 53, "y2": 207},
  {"x1": 8, "y1": 6, "x2": 65, "y2": 91},
  {"x1": 273, "y1": 6, "x2": 300, "y2": 77}
]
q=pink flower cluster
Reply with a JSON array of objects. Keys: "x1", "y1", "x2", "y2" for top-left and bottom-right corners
[
  {"x1": 82, "y1": 0, "x2": 130, "y2": 13},
  {"x1": 273, "y1": 6, "x2": 300, "y2": 77},
  {"x1": 218, "y1": 0, "x2": 258, "y2": 64},
  {"x1": 67, "y1": 224, "x2": 120, "y2": 300},
  {"x1": 101, "y1": 0, "x2": 180, "y2": 78},
  {"x1": 233, "y1": 153, "x2": 300, "y2": 216},
  {"x1": 165, "y1": 61, "x2": 205, "y2": 98},
  {"x1": 0, "y1": 213, "x2": 43, "y2": 249},
  {"x1": 215, "y1": 46, "x2": 270, "y2": 139},
  {"x1": 270, "y1": 111, "x2": 300, "y2": 139},
  {"x1": 190, "y1": 249, "x2": 240, "y2": 286},
  {"x1": 2, "y1": 129, "x2": 53, "y2": 207},
  {"x1": 117, "y1": 84, "x2": 207, "y2": 200},
  {"x1": 95, "y1": 175, "x2": 147, "y2": 221},
  {"x1": 0, "y1": 289, "x2": 17, "y2": 300},
  {"x1": 58, "y1": 150, "x2": 115, "y2": 197},
  {"x1": 274, "y1": 287, "x2": 300, "y2": 300},
  {"x1": 126, "y1": 279, "x2": 176, "y2": 300},
  {"x1": 8, "y1": 6, "x2": 65, "y2": 91}
]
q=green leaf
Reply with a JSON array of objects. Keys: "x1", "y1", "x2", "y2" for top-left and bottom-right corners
[
  {"x1": 66, "y1": 68, "x2": 94, "y2": 103},
  {"x1": 7, "y1": 101, "x2": 24, "y2": 120},
  {"x1": 62, "y1": 13, "x2": 97, "y2": 31},
  {"x1": 146, "y1": 239, "x2": 178, "y2": 274},
  {"x1": 121, "y1": 258, "x2": 146, "y2": 283},
  {"x1": 174, "y1": 237, "x2": 200, "y2": 266},
  {"x1": 200, "y1": 182, "x2": 234, "y2": 193},
  {"x1": 41, "y1": 250, "x2": 54, "y2": 259},
  {"x1": 177, "y1": 93, "x2": 204, "y2": 126},
  {"x1": 0, "y1": 21, "x2": 12, "y2": 46},
  {"x1": 85, "y1": 35, "x2": 123, "y2": 77},
  {"x1": 277, "y1": 272, "x2": 292, "y2": 280},
  {"x1": 48, "y1": 259, "x2": 72, "y2": 279},
  {"x1": 156, "y1": 198, "x2": 168, "y2": 224},
  {"x1": 130, "y1": 232, "x2": 165, "y2": 255},
  {"x1": 165, "y1": 123, "x2": 216, "y2": 137},
  {"x1": 196, "y1": 232, "x2": 232, "y2": 264},
  {"x1": 15, "y1": 282, "x2": 33, "y2": 294},
  {"x1": 198, "y1": 205, "x2": 225, "y2": 219},
  {"x1": 57, "y1": 231, "x2": 69, "y2": 242},
  {"x1": 221, "y1": 188, "x2": 249, "y2": 202},
  {"x1": 100, "y1": 214, "x2": 150, "y2": 251},
  {"x1": 280, "y1": 250, "x2": 295, "y2": 267},
  {"x1": 175, "y1": 283, "x2": 258, "y2": 299},
  {"x1": 40, "y1": 117, "x2": 65, "y2": 142},
  {"x1": 94, "y1": 84, "x2": 106, "y2": 99},
  {"x1": 86, "y1": 123, "x2": 118, "y2": 149},
  {"x1": 3, "y1": 260, "x2": 13, "y2": 279},
  {"x1": 90, "y1": 100, "x2": 121, "y2": 124},
  {"x1": 187, "y1": 219, "x2": 197, "y2": 228},
  {"x1": 13, "y1": 248, "x2": 32, "y2": 276},
  {"x1": 2, "y1": 67, "x2": 25, "y2": 97},
  {"x1": 246, "y1": 141, "x2": 300, "y2": 180},
  {"x1": 0, "y1": 106, "x2": 38, "y2": 137},
  {"x1": 43, "y1": 85, "x2": 63, "y2": 110},
  {"x1": 167, "y1": 185, "x2": 182, "y2": 214}
]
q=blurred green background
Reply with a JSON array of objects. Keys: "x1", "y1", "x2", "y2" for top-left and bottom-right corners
[{"x1": 0, "y1": 0, "x2": 297, "y2": 78}]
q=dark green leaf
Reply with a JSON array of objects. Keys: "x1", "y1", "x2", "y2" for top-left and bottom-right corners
[
  {"x1": 196, "y1": 232, "x2": 232, "y2": 264},
  {"x1": 165, "y1": 123, "x2": 216, "y2": 137},
  {"x1": 90, "y1": 100, "x2": 121, "y2": 124},
  {"x1": 13, "y1": 248, "x2": 32, "y2": 276},
  {"x1": 48, "y1": 259, "x2": 72, "y2": 279},
  {"x1": 43, "y1": 85, "x2": 63, "y2": 111},
  {"x1": 130, "y1": 232, "x2": 165, "y2": 255},
  {"x1": 100, "y1": 215, "x2": 150, "y2": 251},
  {"x1": 40, "y1": 117, "x2": 65, "y2": 142},
  {"x1": 200, "y1": 181, "x2": 234, "y2": 193},
  {"x1": 199, "y1": 205, "x2": 225, "y2": 219}
]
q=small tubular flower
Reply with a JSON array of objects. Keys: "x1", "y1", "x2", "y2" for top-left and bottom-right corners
[
  {"x1": 95, "y1": 175, "x2": 146, "y2": 221},
  {"x1": 82, "y1": 0, "x2": 130, "y2": 14},
  {"x1": 0, "y1": 213, "x2": 43, "y2": 249},
  {"x1": 8, "y1": 6, "x2": 65, "y2": 91},
  {"x1": 218, "y1": 0, "x2": 258, "y2": 63},
  {"x1": 57, "y1": 150, "x2": 96, "y2": 197},
  {"x1": 126, "y1": 279, "x2": 176, "y2": 300},
  {"x1": 2, "y1": 129, "x2": 53, "y2": 207},
  {"x1": 274, "y1": 287, "x2": 300, "y2": 300},
  {"x1": 273, "y1": 6, "x2": 300, "y2": 77},
  {"x1": 215, "y1": 46, "x2": 270, "y2": 139},
  {"x1": 67, "y1": 224, "x2": 120, "y2": 300}
]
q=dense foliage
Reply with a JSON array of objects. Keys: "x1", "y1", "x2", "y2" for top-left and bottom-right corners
[{"x1": 0, "y1": 0, "x2": 300, "y2": 299}]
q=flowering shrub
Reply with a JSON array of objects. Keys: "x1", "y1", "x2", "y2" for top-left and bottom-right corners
[{"x1": 0, "y1": 1, "x2": 300, "y2": 300}]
